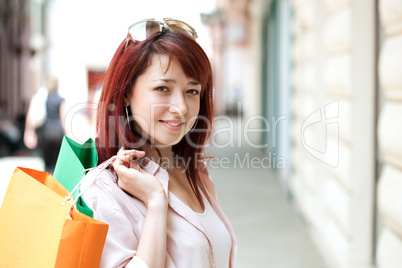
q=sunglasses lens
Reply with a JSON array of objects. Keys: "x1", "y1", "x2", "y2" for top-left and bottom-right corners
[
  {"x1": 129, "y1": 21, "x2": 161, "y2": 41},
  {"x1": 164, "y1": 19, "x2": 198, "y2": 39},
  {"x1": 126, "y1": 19, "x2": 197, "y2": 48}
]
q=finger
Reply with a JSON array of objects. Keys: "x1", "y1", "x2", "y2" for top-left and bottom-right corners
[
  {"x1": 116, "y1": 150, "x2": 145, "y2": 164},
  {"x1": 129, "y1": 160, "x2": 142, "y2": 172},
  {"x1": 125, "y1": 149, "x2": 146, "y2": 158},
  {"x1": 113, "y1": 148, "x2": 130, "y2": 169},
  {"x1": 113, "y1": 149, "x2": 147, "y2": 176},
  {"x1": 114, "y1": 154, "x2": 141, "y2": 172},
  {"x1": 113, "y1": 159, "x2": 140, "y2": 178},
  {"x1": 118, "y1": 149, "x2": 145, "y2": 159}
]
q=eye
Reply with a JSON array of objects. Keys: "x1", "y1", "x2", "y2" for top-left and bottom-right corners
[
  {"x1": 187, "y1": 89, "x2": 200, "y2": 95},
  {"x1": 155, "y1": 87, "x2": 169, "y2": 92}
]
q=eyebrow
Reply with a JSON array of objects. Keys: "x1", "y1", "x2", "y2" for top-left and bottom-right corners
[{"x1": 153, "y1": 78, "x2": 201, "y2": 86}]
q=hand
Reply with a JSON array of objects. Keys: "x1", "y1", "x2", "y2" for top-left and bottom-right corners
[
  {"x1": 113, "y1": 148, "x2": 167, "y2": 208},
  {"x1": 24, "y1": 129, "x2": 37, "y2": 149}
]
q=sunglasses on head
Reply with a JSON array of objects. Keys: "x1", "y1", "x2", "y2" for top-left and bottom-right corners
[{"x1": 124, "y1": 18, "x2": 198, "y2": 48}]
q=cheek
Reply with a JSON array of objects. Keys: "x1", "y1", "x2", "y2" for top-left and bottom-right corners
[
  {"x1": 190, "y1": 99, "x2": 201, "y2": 116},
  {"x1": 129, "y1": 92, "x2": 152, "y2": 118},
  {"x1": 187, "y1": 102, "x2": 200, "y2": 127},
  {"x1": 130, "y1": 104, "x2": 166, "y2": 132},
  {"x1": 129, "y1": 99, "x2": 149, "y2": 132}
]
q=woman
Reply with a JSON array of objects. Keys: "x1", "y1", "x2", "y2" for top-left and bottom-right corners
[
  {"x1": 82, "y1": 18, "x2": 237, "y2": 268},
  {"x1": 24, "y1": 75, "x2": 66, "y2": 173}
]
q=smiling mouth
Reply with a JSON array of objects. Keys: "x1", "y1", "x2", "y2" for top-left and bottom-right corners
[{"x1": 160, "y1": 120, "x2": 185, "y2": 127}]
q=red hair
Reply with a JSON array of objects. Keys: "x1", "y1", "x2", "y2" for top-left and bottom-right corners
[{"x1": 96, "y1": 30, "x2": 214, "y2": 202}]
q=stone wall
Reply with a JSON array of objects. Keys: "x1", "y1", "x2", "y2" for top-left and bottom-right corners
[
  {"x1": 291, "y1": 0, "x2": 376, "y2": 267},
  {"x1": 376, "y1": 0, "x2": 402, "y2": 267}
]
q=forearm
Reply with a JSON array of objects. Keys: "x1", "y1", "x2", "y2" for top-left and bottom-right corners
[
  {"x1": 113, "y1": 149, "x2": 168, "y2": 267},
  {"x1": 25, "y1": 102, "x2": 35, "y2": 132},
  {"x1": 135, "y1": 196, "x2": 168, "y2": 268},
  {"x1": 59, "y1": 100, "x2": 66, "y2": 132}
]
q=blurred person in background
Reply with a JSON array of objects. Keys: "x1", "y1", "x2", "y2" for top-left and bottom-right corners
[{"x1": 24, "y1": 75, "x2": 66, "y2": 173}]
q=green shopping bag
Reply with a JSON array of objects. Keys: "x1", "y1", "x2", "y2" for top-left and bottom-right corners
[{"x1": 53, "y1": 136, "x2": 98, "y2": 217}]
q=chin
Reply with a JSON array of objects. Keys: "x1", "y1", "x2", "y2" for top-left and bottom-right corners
[{"x1": 153, "y1": 135, "x2": 186, "y2": 147}]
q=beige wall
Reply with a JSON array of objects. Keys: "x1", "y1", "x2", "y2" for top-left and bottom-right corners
[
  {"x1": 291, "y1": 0, "x2": 376, "y2": 267},
  {"x1": 376, "y1": 0, "x2": 402, "y2": 267}
]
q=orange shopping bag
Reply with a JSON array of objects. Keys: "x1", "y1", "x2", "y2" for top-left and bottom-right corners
[{"x1": 0, "y1": 167, "x2": 109, "y2": 268}]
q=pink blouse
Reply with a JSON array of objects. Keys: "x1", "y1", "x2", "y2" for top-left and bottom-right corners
[{"x1": 82, "y1": 159, "x2": 237, "y2": 268}]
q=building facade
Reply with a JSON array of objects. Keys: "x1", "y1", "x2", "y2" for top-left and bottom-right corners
[
  {"x1": 376, "y1": 0, "x2": 402, "y2": 267},
  {"x1": 0, "y1": 0, "x2": 34, "y2": 119},
  {"x1": 290, "y1": 0, "x2": 376, "y2": 267},
  {"x1": 208, "y1": 0, "x2": 402, "y2": 267}
]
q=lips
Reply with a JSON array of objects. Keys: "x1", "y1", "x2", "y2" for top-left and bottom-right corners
[
  {"x1": 162, "y1": 121, "x2": 183, "y2": 126},
  {"x1": 159, "y1": 120, "x2": 185, "y2": 131}
]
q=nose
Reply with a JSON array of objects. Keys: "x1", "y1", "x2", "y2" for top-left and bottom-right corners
[{"x1": 168, "y1": 92, "x2": 187, "y2": 115}]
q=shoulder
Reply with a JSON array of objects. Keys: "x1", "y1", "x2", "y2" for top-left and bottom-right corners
[
  {"x1": 81, "y1": 168, "x2": 146, "y2": 217},
  {"x1": 84, "y1": 168, "x2": 118, "y2": 192},
  {"x1": 81, "y1": 168, "x2": 126, "y2": 212},
  {"x1": 81, "y1": 169, "x2": 119, "y2": 206}
]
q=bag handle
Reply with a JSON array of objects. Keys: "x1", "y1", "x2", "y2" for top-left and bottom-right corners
[{"x1": 63, "y1": 156, "x2": 117, "y2": 211}]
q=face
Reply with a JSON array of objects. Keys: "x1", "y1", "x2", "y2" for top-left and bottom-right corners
[{"x1": 127, "y1": 54, "x2": 201, "y2": 146}]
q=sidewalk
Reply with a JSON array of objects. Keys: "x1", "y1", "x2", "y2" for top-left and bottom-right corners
[{"x1": 206, "y1": 117, "x2": 328, "y2": 268}]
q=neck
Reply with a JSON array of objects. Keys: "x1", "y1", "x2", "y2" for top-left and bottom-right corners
[
  {"x1": 150, "y1": 145, "x2": 189, "y2": 172},
  {"x1": 151, "y1": 145, "x2": 172, "y2": 161},
  {"x1": 150, "y1": 145, "x2": 173, "y2": 170}
]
